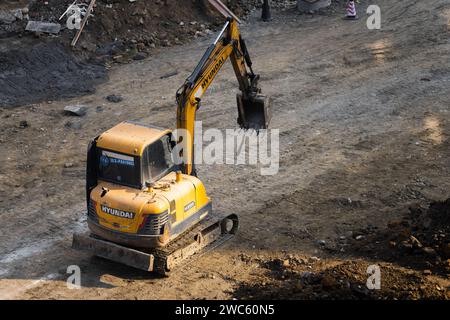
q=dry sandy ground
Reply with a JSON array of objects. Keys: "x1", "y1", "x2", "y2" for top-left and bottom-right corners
[{"x1": 0, "y1": 0, "x2": 449, "y2": 299}]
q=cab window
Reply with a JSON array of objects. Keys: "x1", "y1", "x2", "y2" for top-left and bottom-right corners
[
  {"x1": 142, "y1": 134, "x2": 175, "y2": 183},
  {"x1": 98, "y1": 149, "x2": 141, "y2": 188}
]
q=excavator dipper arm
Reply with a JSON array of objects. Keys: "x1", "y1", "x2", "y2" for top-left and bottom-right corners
[{"x1": 175, "y1": 18, "x2": 271, "y2": 175}]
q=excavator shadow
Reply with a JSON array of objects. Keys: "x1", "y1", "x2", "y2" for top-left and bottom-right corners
[{"x1": 83, "y1": 255, "x2": 164, "y2": 288}]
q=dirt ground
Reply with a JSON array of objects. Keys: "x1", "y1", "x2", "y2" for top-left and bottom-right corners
[{"x1": 0, "y1": 0, "x2": 449, "y2": 299}]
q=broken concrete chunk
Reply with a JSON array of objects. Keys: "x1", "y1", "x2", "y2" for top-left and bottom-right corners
[
  {"x1": 26, "y1": 21, "x2": 61, "y2": 34},
  {"x1": 64, "y1": 105, "x2": 88, "y2": 117}
]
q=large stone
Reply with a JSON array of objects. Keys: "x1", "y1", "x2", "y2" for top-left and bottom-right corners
[
  {"x1": 25, "y1": 21, "x2": 61, "y2": 34},
  {"x1": 64, "y1": 105, "x2": 88, "y2": 117}
]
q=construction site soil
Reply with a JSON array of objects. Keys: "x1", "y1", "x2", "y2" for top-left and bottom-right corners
[
  {"x1": 0, "y1": 0, "x2": 268, "y2": 108},
  {"x1": 0, "y1": 0, "x2": 449, "y2": 300}
]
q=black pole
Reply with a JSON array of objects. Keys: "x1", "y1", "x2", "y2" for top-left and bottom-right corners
[{"x1": 261, "y1": 0, "x2": 272, "y2": 22}]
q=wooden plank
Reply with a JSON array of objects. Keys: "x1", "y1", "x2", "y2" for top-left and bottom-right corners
[
  {"x1": 207, "y1": 0, "x2": 241, "y2": 24},
  {"x1": 71, "y1": 0, "x2": 96, "y2": 47}
]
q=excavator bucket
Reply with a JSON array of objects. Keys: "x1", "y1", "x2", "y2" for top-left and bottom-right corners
[{"x1": 237, "y1": 93, "x2": 271, "y2": 130}]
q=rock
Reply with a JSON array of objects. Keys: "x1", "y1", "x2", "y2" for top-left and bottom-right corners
[
  {"x1": 423, "y1": 269, "x2": 432, "y2": 275},
  {"x1": 96, "y1": 106, "x2": 104, "y2": 112},
  {"x1": 195, "y1": 31, "x2": 206, "y2": 37},
  {"x1": 321, "y1": 274, "x2": 337, "y2": 289},
  {"x1": 80, "y1": 41, "x2": 97, "y2": 52},
  {"x1": 317, "y1": 239, "x2": 326, "y2": 246},
  {"x1": 300, "y1": 271, "x2": 319, "y2": 285},
  {"x1": 160, "y1": 70, "x2": 178, "y2": 79},
  {"x1": 422, "y1": 247, "x2": 437, "y2": 256},
  {"x1": 300, "y1": 271, "x2": 314, "y2": 280},
  {"x1": 133, "y1": 52, "x2": 147, "y2": 61},
  {"x1": 355, "y1": 235, "x2": 364, "y2": 240},
  {"x1": 65, "y1": 121, "x2": 82, "y2": 130},
  {"x1": 444, "y1": 259, "x2": 450, "y2": 272},
  {"x1": 19, "y1": 120, "x2": 29, "y2": 128},
  {"x1": 64, "y1": 162, "x2": 74, "y2": 168},
  {"x1": 282, "y1": 259, "x2": 290, "y2": 267},
  {"x1": 64, "y1": 105, "x2": 87, "y2": 117},
  {"x1": 409, "y1": 235, "x2": 423, "y2": 249},
  {"x1": 399, "y1": 240, "x2": 413, "y2": 252},
  {"x1": 106, "y1": 95, "x2": 123, "y2": 103}
]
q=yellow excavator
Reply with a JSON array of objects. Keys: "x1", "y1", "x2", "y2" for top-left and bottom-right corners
[{"x1": 72, "y1": 9, "x2": 270, "y2": 275}]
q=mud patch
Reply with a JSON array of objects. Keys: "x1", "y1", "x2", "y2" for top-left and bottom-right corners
[{"x1": 0, "y1": 42, "x2": 106, "y2": 108}]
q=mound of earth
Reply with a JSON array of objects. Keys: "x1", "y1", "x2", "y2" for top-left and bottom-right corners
[
  {"x1": 25, "y1": 0, "x2": 259, "y2": 52},
  {"x1": 232, "y1": 198, "x2": 450, "y2": 300},
  {"x1": 0, "y1": 0, "x2": 264, "y2": 108},
  {"x1": 341, "y1": 198, "x2": 450, "y2": 275},
  {"x1": 0, "y1": 42, "x2": 106, "y2": 108},
  {"x1": 233, "y1": 257, "x2": 448, "y2": 300}
]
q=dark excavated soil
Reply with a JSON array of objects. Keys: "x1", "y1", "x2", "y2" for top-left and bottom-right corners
[{"x1": 0, "y1": 42, "x2": 106, "y2": 108}]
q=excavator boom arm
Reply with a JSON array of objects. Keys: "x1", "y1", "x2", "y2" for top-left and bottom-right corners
[{"x1": 176, "y1": 19, "x2": 270, "y2": 175}]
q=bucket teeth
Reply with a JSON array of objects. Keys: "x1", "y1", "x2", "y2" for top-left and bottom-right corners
[{"x1": 237, "y1": 93, "x2": 271, "y2": 130}]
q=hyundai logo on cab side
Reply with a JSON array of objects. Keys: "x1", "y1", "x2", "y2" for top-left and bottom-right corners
[{"x1": 101, "y1": 205, "x2": 135, "y2": 219}]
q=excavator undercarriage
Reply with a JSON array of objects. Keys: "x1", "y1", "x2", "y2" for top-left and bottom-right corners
[{"x1": 73, "y1": 213, "x2": 238, "y2": 275}]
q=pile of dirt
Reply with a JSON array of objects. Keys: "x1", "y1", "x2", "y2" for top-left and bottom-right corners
[
  {"x1": 233, "y1": 256, "x2": 448, "y2": 300},
  {"x1": 3, "y1": 1, "x2": 298, "y2": 52},
  {"x1": 0, "y1": 0, "x2": 264, "y2": 108},
  {"x1": 345, "y1": 198, "x2": 450, "y2": 275},
  {"x1": 0, "y1": 41, "x2": 106, "y2": 108},
  {"x1": 0, "y1": 0, "x2": 28, "y2": 38},
  {"x1": 387, "y1": 199, "x2": 450, "y2": 271},
  {"x1": 25, "y1": 0, "x2": 259, "y2": 54},
  {"x1": 233, "y1": 198, "x2": 450, "y2": 300}
]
